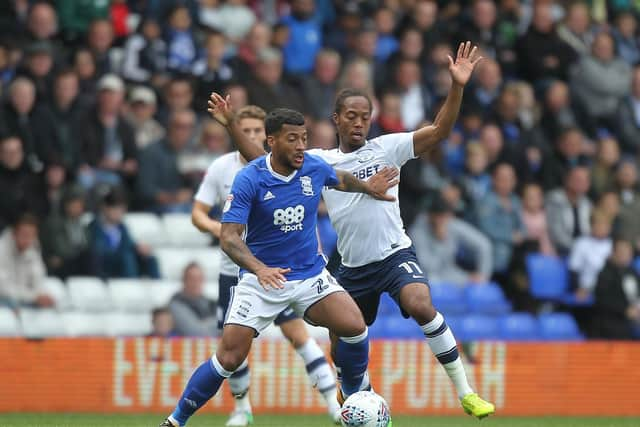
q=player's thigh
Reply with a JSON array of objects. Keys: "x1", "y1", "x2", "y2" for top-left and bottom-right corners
[
  {"x1": 277, "y1": 315, "x2": 310, "y2": 349},
  {"x1": 397, "y1": 283, "x2": 436, "y2": 324},
  {"x1": 305, "y1": 291, "x2": 365, "y2": 337},
  {"x1": 217, "y1": 274, "x2": 238, "y2": 329},
  {"x1": 217, "y1": 324, "x2": 255, "y2": 371}
]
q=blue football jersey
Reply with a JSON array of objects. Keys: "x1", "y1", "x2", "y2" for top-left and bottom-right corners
[{"x1": 221, "y1": 153, "x2": 339, "y2": 280}]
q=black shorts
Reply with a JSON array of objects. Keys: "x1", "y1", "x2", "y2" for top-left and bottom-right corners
[{"x1": 335, "y1": 247, "x2": 429, "y2": 325}]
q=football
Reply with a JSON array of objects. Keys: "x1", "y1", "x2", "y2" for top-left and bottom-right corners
[{"x1": 340, "y1": 391, "x2": 392, "y2": 427}]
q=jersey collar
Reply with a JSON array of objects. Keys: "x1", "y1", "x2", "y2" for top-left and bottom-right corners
[{"x1": 265, "y1": 153, "x2": 298, "y2": 182}]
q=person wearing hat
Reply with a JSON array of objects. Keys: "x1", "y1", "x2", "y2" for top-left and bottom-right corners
[
  {"x1": 409, "y1": 195, "x2": 493, "y2": 286},
  {"x1": 77, "y1": 73, "x2": 138, "y2": 191},
  {"x1": 125, "y1": 85, "x2": 165, "y2": 149},
  {"x1": 19, "y1": 40, "x2": 55, "y2": 103},
  {"x1": 88, "y1": 186, "x2": 159, "y2": 279},
  {"x1": 40, "y1": 185, "x2": 93, "y2": 279}
]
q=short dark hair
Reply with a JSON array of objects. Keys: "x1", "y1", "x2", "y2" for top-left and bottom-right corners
[
  {"x1": 334, "y1": 88, "x2": 373, "y2": 114},
  {"x1": 264, "y1": 108, "x2": 305, "y2": 136},
  {"x1": 152, "y1": 307, "x2": 171, "y2": 320},
  {"x1": 13, "y1": 213, "x2": 39, "y2": 229},
  {"x1": 101, "y1": 186, "x2": 128, "y2": 207}
]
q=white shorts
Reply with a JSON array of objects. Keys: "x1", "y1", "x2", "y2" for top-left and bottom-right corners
[{"x1": 224, "y1": 268, "x2": 344, "y2": 335}]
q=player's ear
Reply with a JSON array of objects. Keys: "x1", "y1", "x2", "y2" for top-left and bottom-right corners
[
  {"x1": 266, "y1": 135, "x2": 275, "y2": 149},
  {"x1": 332, "y1": 112, "x2": 339, "y2": 126}
]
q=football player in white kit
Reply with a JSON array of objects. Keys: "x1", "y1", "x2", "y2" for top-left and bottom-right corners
[
  {"x1": 209, "y1": 41, "x2": 495, "y2": 419},
  {"x1": 192, "y1": 106, "x2": 342, "y2": 425}
]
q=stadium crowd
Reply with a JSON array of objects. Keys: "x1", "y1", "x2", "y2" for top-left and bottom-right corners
[{"x1": 0, "y1": 0, "x2": 639, "y2": 340}]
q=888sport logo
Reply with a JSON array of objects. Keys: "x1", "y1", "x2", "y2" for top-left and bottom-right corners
[{"x1": 273, "y1": 205, "x2": 305, "y2": 233}]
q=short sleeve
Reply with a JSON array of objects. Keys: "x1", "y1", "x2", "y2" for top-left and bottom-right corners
[
  {"x1": 194, "y1": 163, "x2": 220, "y2": 206},
  {"x1": 373, "y1": 132, "x2": 415, "y2": 167},
  {"x1": 221, "y1": 170, "x2": 256, "y2": 224},
  {"x1": 311, "y1": 154, "x2": 339, "y2": 187}
]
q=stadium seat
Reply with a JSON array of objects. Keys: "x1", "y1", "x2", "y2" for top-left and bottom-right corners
[
  {"x1": 526, "y1": 254, "x2": 569, "y2": 300},
  {"x1": 156, "y1": 248, "x2": 221, "y2": 281},
  {"x1": 148, "y1": 280, "x2": 181, "y2": 308},
  {"x1": 499, "y1": 313, "x2": 538, "y2": 341},
  {"x1": 458, "y1": 314, "x2": 500, "y2": 341},
  {"x1": 204, "y1": 281, "x2": 220, "y2": 301},
  {"x1": 189, "y1": 247, "x2": 222, "y2": 281},
  {"x1": 19, "y1": 309, "x2": 66, "y2": 337},
  {"x1": 429, "y1": 283, "x2": 467, "y2": 315},
  {"x1": 108, "y1": 279, "x2": 154, "y2": 312},
  {"x1": 123, "y1": 213, "x2": 166, "y2": 247},
  {"x1": 104, "y1": 312, "x2": 152, "y2": 336},
  {"x1": 538, "y1": 313, "x2": 583, "y2": 341},
  {"x1": 0, "y1": 307, "x2": 20, "y2": 336},
  {"x1": 377, "y1": 293, "x2": 400, "y2": 317},
  {"x1": 162, "y1": 213, "x2": 212, "y2": 247},
  {"x1": 67, "y1": 277, "x2": 112, "y2": 312},
  {"x1": 43, "y1": 276, "x2": 71, "y2": 311},
  {"x1": 465, "y1": 282, "x2": 512, "y2": 314},
  {"x1": 380, "y1": 314, "x2": 424, "y2": 339},
  {"x1": 61, "y1": 312, "x2": 108, "y2": 336}
]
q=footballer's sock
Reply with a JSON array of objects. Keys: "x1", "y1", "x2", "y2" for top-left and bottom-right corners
[
  {"x1": 296, "y1": 339, "x2": 340, "y2": 415},
  {"x1": 335, "y1": 328, "x2": 369, "y2": 396},
  {"x1": 169, "y1": 355, "x2": 231, "y2": 426},
  {"x1": 420, "y1": 312, "x2": 473, "y2": 399},
  {"x1": 228, "y1": 359, "x2": 252, "y2": 413}
]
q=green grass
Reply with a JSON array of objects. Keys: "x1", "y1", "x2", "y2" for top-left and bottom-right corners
[{"x1": 0, "y1": 414, "x2": 639, "y2": 427}]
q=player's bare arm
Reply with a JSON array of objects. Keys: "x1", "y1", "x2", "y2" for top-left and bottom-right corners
[
  {"x1": 220, "y1": 222, "x2": 290, "y2": 290},
  {"x1": 191, "y1": 200, "x2": 221, "y2": 238},
  {"x1": 413, "y1": 41, "x2": 482, "y2": 156},
  {"x1": 208, "y1": 92, "x2": 266, "y2": 161},
  {"x1": 333, "y1": 167, "x2": 399, "y2": 201}
]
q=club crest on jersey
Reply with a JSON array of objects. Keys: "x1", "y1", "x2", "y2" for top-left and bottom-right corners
[
  {"x1": 356, "y1": 148, "x2": 375, "y2": 163},
  {"x1": 222, "y1": 194, "x2": 233, "y2": 213},
  {"x1": 300, "y1": 176, "x2": 314, "y2": 196}
]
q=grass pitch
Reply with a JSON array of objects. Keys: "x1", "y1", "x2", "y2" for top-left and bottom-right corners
[{"x1": 0, "y1": 413, "x2": 638, "y2": 427}]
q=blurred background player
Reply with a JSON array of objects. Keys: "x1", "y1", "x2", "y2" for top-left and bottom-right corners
[
  {"x1": 191, "y1": 105, "x2": 340, "y2": 425},
  {"x1": 213, "y1": 41, "x2": 495, "y2": 419},
  {"x1": 160, "y1": 108, "x2": 398, "y2": 427}
]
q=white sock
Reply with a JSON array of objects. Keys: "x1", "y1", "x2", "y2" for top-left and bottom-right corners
[
  {"x1": 421, "y1": 312, "x2": 473, "y2": 399},
  {"x1": 295, "y1": 339, "x2": 339, "y2": 415},
  {"x1": 228, "y1": 358, "x2": 252, "y2": 413}
]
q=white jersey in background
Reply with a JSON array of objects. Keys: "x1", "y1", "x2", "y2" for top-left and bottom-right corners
[
  {"x1": 194, "y1": 151, "x2": 244, "y2": 276},
  {"x1": 308, "y1": 132, "x2": 416, "y2": 267}
]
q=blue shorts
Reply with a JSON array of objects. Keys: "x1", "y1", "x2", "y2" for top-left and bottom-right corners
[
  {"x1": 335, "y1": 246, "x2": 429, "y2": 325},
  {"x1": 217, "y1": 274, "x2": 299, "y2": 330}
]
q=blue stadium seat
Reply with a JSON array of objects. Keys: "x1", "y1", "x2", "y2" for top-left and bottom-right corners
[
  {"x1": 380, "y1": 314, "x2": 424, "y2": 339},
  {"x1": 367, "y1": 317, "x2": 387, "y2": 339},
  {"x1": 458, "y1": 314, "x2": 499, "y2": 341},
  {"x1": 538, "y1": 313, "x2": 583, "y2": 341},
  {"x1": 633, "y1": 257, "x2": 640, "y2": 275},
  {"x1": 499, "y1": 313, "x2": 538, "y2": 341},
  {"x1": 465, "y1": 282, "x2": 512, "y2": 314},
  {"x1": 377, "y1": 293, "x2": 400, "y2": 317},
  {"x1": 429, "y1": 283, "x2": 467, "y2": 315},
  {"x1": 526, "y1": 254, "x2": 569, "y2": 300}
]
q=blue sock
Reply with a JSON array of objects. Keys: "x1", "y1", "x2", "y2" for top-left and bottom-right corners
[
  {"x1": 335, "y1": 328, "x2": 369, "y2": 396},
  {"x1": 170, "y1": 355, "x2": 231, "y2": 426}
]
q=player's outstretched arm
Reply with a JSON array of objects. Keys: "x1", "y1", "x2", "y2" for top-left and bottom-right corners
[
  {"x1": 220, "y1": 222, "x2": 291, "y2": 290},
  {"x1": 208, "y1": 92, "x2": 266, "y2": 161},
  {"x1": 413, "y1": 41, "x2": 482, "y2": 156},
  {"x1": 332, "y1": 167, "x2": 399, "y2": 201}
]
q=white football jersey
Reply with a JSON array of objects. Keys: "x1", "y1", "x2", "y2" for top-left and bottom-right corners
[
  {"x1": 308, "y1": 132, "x2": 416, "y2": 267},
  {"x1": 194, "y1": 151, "x2": 245, "y2": 276}
]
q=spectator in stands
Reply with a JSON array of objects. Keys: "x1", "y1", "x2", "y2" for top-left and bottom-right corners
[
  {"x1": 478, "y1": 123, "x2": 507, "y2": 169},
  {"x1": 410, "y1": 196, "x2": 493, "y2": 286},
  {"x1": 86, "y1": 19, "x2": 116, "y2": 76},
  {"x1": 57, "y1": 0, "x2": 109, "y2": 43},
  {"x1": 612, "y1": 11, "x2": 640, "y2": 66},
  {"x1": 169, "y1": 262, "x2": 217, "y2": 337},
  {"x1": 0, "y1": 136, "x2": 45, "y2": 230},
  {"x1": 125, "y1": 86, "x2": 164, "y2": 150},
  {"x1": 541, "y1": 127, "x2": 590, "y2": 191},
  {"x1": 77, "y1": 74, "x2": 138, "y2": 191},
  {"x1": 569, "y1": 211, "x2": 613, "y2": 301},
  {"x1": 0, "y1": 76, "x2": 60, "y2": 172},
  {"x1": 0, "y1": 214, "x2": 53, "y2": 309},
  {"x1": 546, "y1": 166, "x2": 593, "y2": 256},
  {"x1": 193, "y1": 30, "x2": 235, "y2": 112},
  {"x1": 233, "y1": 22, "x2": 272, "y2": 81},
  {"x1": 615, "y1": 65, "x2": 640, "y2": 154},
  {"x1": 301, "y1": 48, "x2": 341, "y2": 120},
  {"x1": 464, "y1": 58, "x2": 502, "y2": 114},
  {"x1": 373, "y1": 6, "x2": 398, "y2": 62},
  {"x1": 540, "y1": 80, "x2": 580, "y2": 142},
  {"x1": 165, "y1": 5, "x2": 199, "y2": 75},
  {"x1": 475, "y1": 163, "x2": 525, "y2": 278},
  {"x1": 521, "y1": 183, "x2": 555, "y2": 256},
  {"x1": 159, "y1": 76, "x2": 195, "y2": 127},
  {"x1": 137, "y1": 109, "x2": 195, "y2": 214},
  {"x1": 280, "y1": 0, "x2": 322, "y2": 74},
  {"x1": 89, "y1": 187, "x2": 159, "y2": 279},
  {"x1": 393, "y1": 58, "x2": 431, "y2": 131},
  {"x1": 570, "y1": 31, "x2": 631, "y2": 129},
  {"x1": 516, "y1": 2, "x2": 576, "y2": 83},
  {"x1": 457, "y1": 0, "x2": 501, "y2": 61},
  {"x1": 73, "y1": 48, "x2": 98, "y2": 105},
  {"x1": 42, "y1": 160, "x2": 69, "y2": 217},
  {"x1": 245, "y1": 47, "x2": 303, "y2": 112},
  {"x1": 19, "y1": 41, "x2": 55, "y2": 103},
  {"x1": 460, "y1": 142, "x2": 492, "y2": 210},
  {"x1": 309, "y1": 120, "x2": 337, "y2": 150},
  {"x1": 614, "y1": 159, "x2": 640, "y2": 207},
  {"x1": 40, "y1": 186, "x2": 93, "y2": 279},
  {"x1": 593, "y1": 239, "x2": 640, "y2": 339},
  {"x1": 179, "y1": 118, "x2": 230, "y2": 184},
  {"x1": 590, "y1": 136, "x2": 621, "y2": 199},
  {"x1": 121, "y1": 18, "x2": 167, "y2": 85},
  {"x1": 198, "y1": 0, "x2": 256, "y2": 43},
  {"x1": 149, "y1": 307, "x2": 176, "y2": 338},
  {"x1": 26, "y1": 2, "x2": 60, "y2": 45},
  {"x1": 556, "y1": 1, "x2": 596, "y2": 57},
  {"x1": 369, "y1": 91, "x2": 405, "y2": 138}
]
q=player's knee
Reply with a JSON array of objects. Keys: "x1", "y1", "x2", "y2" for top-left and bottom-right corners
[
  {"x1": 404, "y1": 298, "x2": 436, "y2": 324},
  {"x1": 217, "y1": 350, "x2": 246, "y2": 373},
  {"x1": 281, "y1": 322, "x2": 309, "y2": 348},
  {"x1": 338, "y1": 313, "x2": 367, "y2": 338}
]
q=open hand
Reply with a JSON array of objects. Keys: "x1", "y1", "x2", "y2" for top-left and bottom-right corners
[
  {"x1": 448, "y1": 41, "x2": 483, "y2": 86},
  {"x1": 207, "y1": 92, "x2": 235, "y2": 127},
  {"x1": 367, "y1": 167, "x2": 399, "y2": 201},
  {"x1": 255, "y1": 266, "x2": 291, "y2": 290}
]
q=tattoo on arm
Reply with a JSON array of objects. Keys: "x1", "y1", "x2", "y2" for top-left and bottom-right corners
[
  {"x1": 220, "y1": 222, "x2": 267, "y2": 273},
  {"x1": 333, "y1": 170, "x2": 369, "y2": 193}
]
